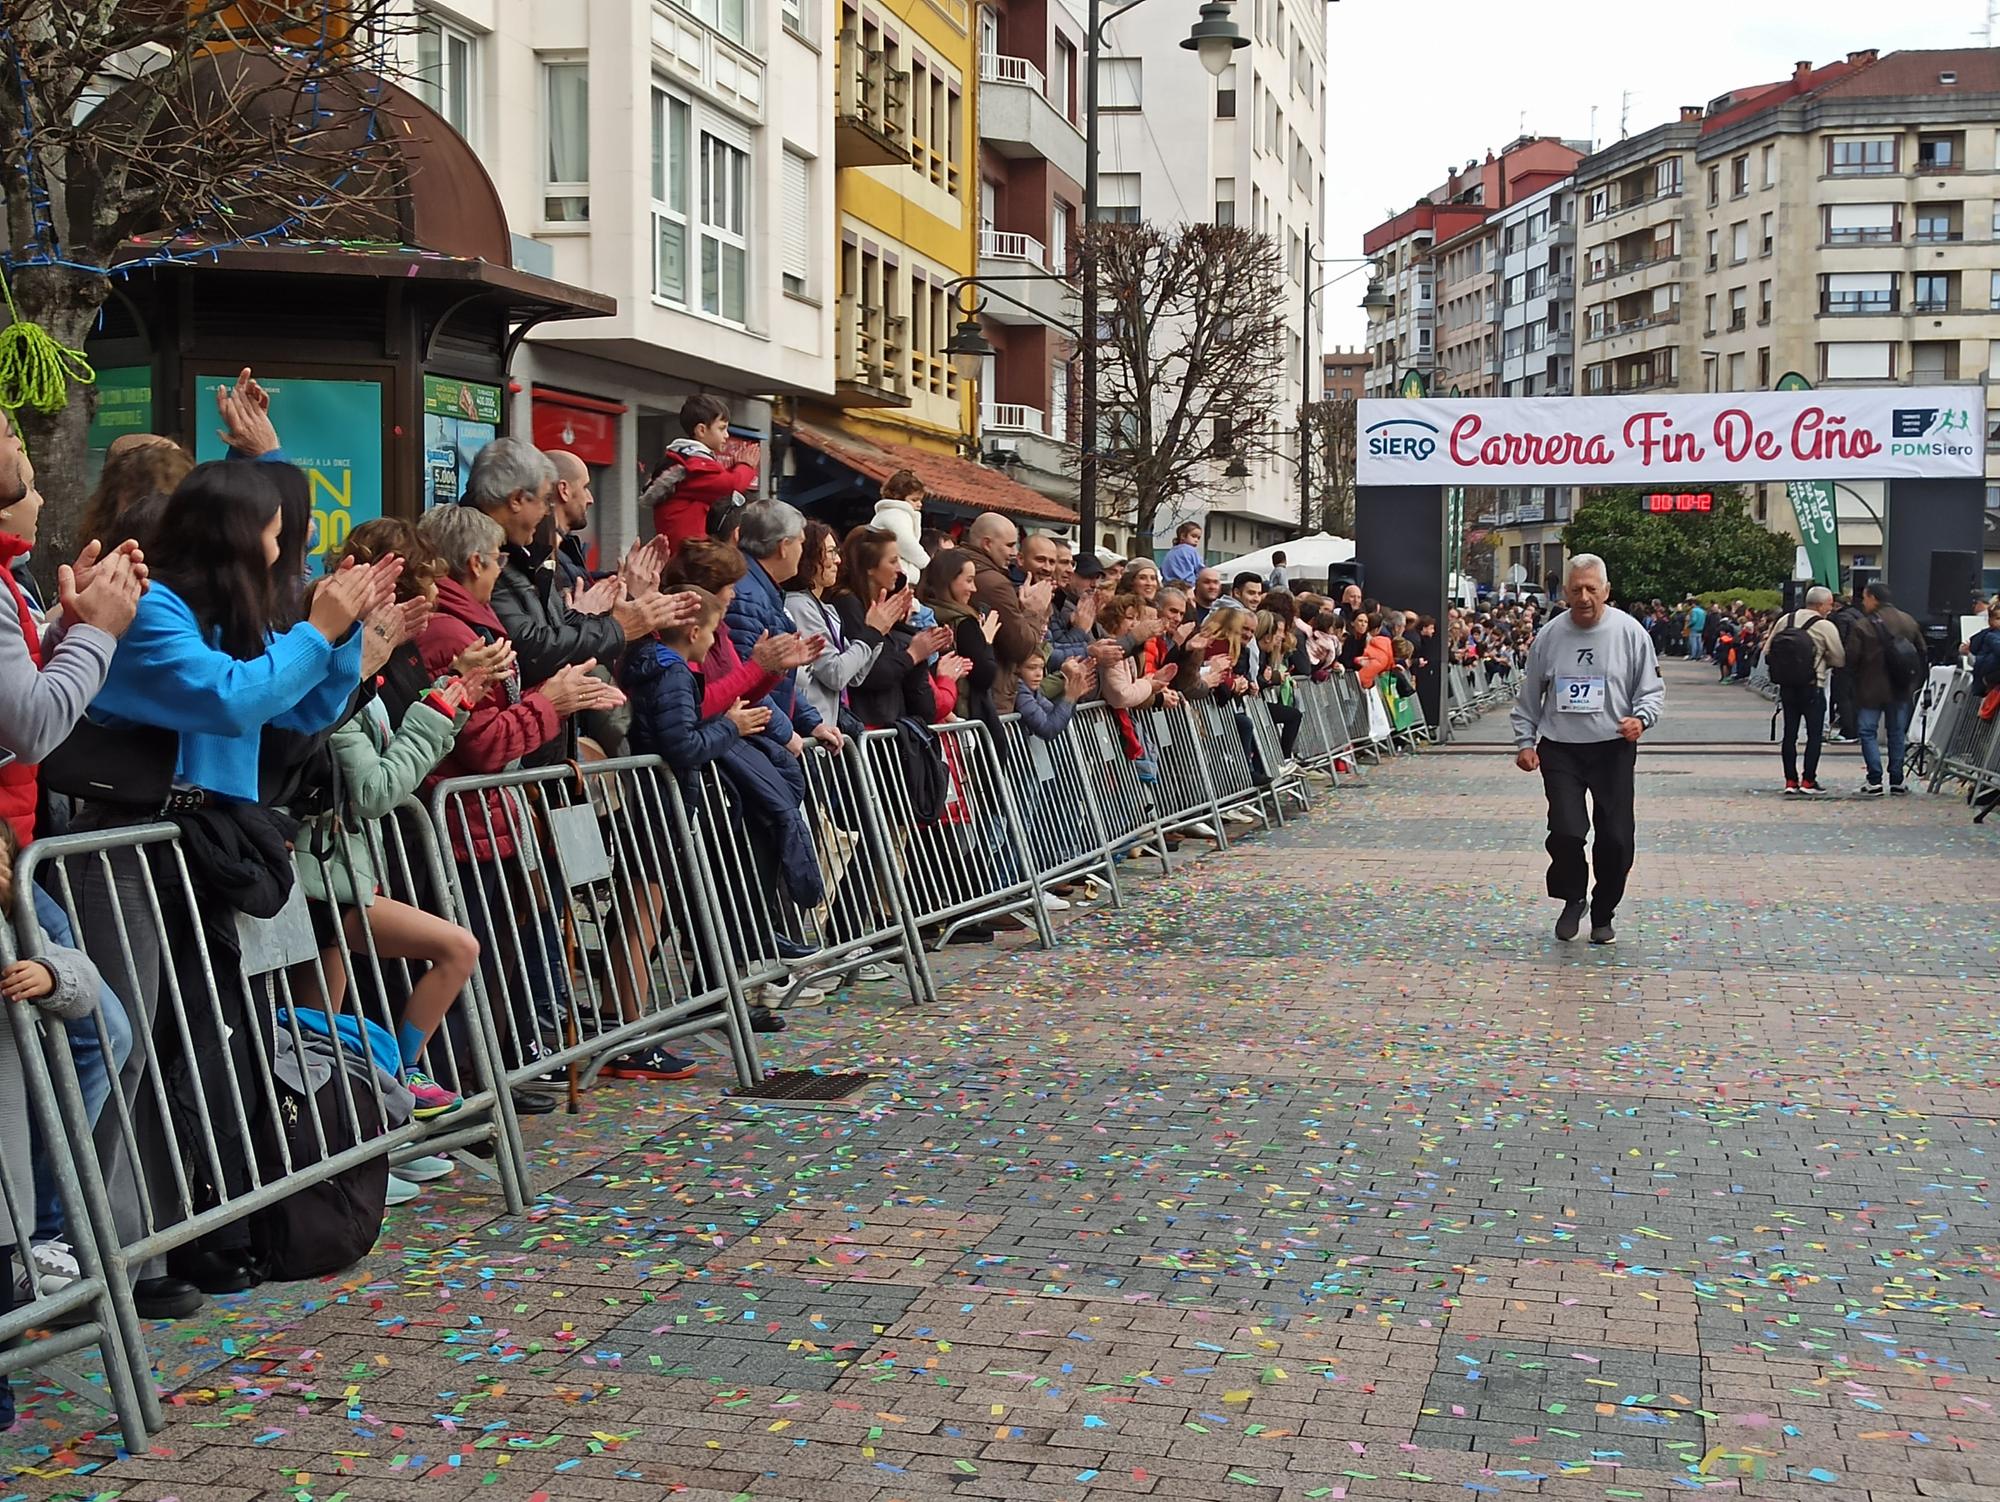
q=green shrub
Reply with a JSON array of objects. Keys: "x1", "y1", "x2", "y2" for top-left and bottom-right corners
[{"x1": 1694, "y1": 588, "x2": 1782, "y2": 613}]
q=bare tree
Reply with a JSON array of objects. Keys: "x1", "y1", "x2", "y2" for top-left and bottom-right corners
[
  {"x1": 1082, "y1": 222, "x2": 1284, "y2": 547},
  {"x1": 0, "y1": 2, "x2": 410, "y2": 529},
  {"x1": 1298, "y1": 397, "x2": 1355, "y2": 536}
]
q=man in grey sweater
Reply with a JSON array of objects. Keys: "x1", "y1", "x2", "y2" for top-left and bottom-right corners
[{"x1": 1510, "y1": 554, "x2": 1665, "y2": 945}]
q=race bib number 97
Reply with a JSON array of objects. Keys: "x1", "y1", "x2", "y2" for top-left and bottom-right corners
[{"x1": 1555, "y1": 675, "x2": 1606, "y2": 714}]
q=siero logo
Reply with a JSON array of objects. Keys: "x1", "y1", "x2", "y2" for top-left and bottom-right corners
[
  {"x1": 1889, "y1": 406, "x2": 1975, "y2": 459},
  {"x1": 1364, "y1": 417, "x2": 1440, "y2": 462}
]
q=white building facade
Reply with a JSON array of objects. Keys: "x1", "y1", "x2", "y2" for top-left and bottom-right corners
[
  {"x1": 388, "y1": 0, "x2": 835, "y2": 562},
  {"x1": 1095, "y1": 0, "x2": 1326, "y2": 559}
]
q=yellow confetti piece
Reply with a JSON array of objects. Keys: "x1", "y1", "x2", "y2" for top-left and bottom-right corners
[{"x1": 1223, "y1": 1390, "x2": 1253, "y2": 1403}]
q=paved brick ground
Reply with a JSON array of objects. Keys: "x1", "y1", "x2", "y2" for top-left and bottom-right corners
[{"x1": 7, "y1": 660, "x2": 1998, "y2": 1502}]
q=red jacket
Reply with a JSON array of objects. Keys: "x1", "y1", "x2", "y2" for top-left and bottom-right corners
[
  {"x1": 417, "y1": 576, "x2": 559, "y2": 862},
  {"x1": 698, "y1": 626, "x2": 779, "y2": 716},
  {"x1": 1355, "y1": 633, "x2": 1395, "y2": 690},
  {"x1": 652, "y1": 444, "x2": 759, "y2": 554},
  {"x1": 0, "y1": 539, "x2": 43, "y2": 843}
]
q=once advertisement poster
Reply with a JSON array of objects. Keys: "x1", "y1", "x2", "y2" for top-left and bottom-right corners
[
  {"x1": 1357, "y1": 389, "x2": 1983, "y2": 486},
  {"x1": 195, "y1": 375, "x2": 384, "y2": 559},
  {"x1": 423, "y1": 376, "x2": 503, "y2": 508}
]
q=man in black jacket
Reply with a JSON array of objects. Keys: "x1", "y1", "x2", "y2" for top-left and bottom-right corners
[{"x1": 466, "y1": 439, "x2": 696, "y2": 756}]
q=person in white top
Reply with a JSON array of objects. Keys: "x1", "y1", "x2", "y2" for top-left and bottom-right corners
[{"x1": 1763, "y1": 585, "x2": 1845, "y2": 796}]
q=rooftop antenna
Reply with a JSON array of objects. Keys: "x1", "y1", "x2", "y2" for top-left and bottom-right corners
[
  {"x1": 1620, "y1": 89, "x2": 1632, "y2": 140},
  {"x1": 1589, "y1": 104, "x2": 1598, "y2": 150},
  {"x1": 1986, "y1": 0, "x2": 1999, "y2": 44}
]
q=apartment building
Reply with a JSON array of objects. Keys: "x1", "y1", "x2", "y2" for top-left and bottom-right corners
[
  {"x1": 1320, "y1": 347, "x2": 1368, "y2": 401},
  {"x1": 971, "y1": 0, "x2": 1087, "y2": 508},
  {"x1": 1096, "y1": 0, "x2": 1326, "y2": 557},
  {"x1": 1574, "y1": 112, "x2": 1703, "y2": 404},
  {"x1": 1361, "y1": 137, "x2": 1582, "y2": 400},
  {"x1": 1687, "y1": 48, "x2": 2000, "y2": 563},
  {"x1": 395, "y1": 0, "x2": 834, "y2": 560},
  {"x1": 1432, "y1": 218, "x2": 1499, "y2": 398}
]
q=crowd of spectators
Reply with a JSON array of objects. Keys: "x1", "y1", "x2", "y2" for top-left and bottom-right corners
[{"x1": 0, "y1": 379, "x2": 1446, "y2": 1405}]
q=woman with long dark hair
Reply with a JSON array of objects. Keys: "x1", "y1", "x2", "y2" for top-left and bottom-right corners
[{"x1": 75, "y1": 460, "x2": 399, "y2": 1317}]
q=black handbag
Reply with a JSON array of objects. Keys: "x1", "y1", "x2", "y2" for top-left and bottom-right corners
[{"x1": 40, "y1": 717, "x2": 179, "y2": 807}]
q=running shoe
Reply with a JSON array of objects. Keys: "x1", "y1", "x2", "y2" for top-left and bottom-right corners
[
  {"x1": 601, "y1": 1047, "x2": 699, "y2": 1081},
  {"x1": 406, "y1": 1071, "x2": 462, "y2": 1120}
]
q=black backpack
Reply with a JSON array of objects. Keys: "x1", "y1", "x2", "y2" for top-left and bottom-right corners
[
  {"x1": 250, "y1": 1068, "x2": 390, "y2": 1280},
  {"x1": 1765, "y1": 611, "x2": 1819, "y2": 690},
  {"x1": 1878, "y1": 619, "x2": 1926, "y2": 698}
]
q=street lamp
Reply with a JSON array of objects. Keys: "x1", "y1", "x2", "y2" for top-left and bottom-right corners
[
  {"x1": 1080, "y1": 0, "x2": 1247, "y2": 560},
  {"x1": 1359, "y1": 276, "x2": 1391, "y2": 313},
  {"x1": 946, "y1": 311, "x2": 995, "y2": 384},
  {"x1": 1180, "y1": 0, "x2": 1250, "y2": 75}
]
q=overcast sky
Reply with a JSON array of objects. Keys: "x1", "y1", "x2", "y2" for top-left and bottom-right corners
[{"x1": 1318, "y1": 1, "x2": 1985, "y2": 348}]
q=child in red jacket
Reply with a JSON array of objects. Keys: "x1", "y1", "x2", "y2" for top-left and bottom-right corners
[{"x1": 647, "y1": 394, "x2": 760, "y2": 554}]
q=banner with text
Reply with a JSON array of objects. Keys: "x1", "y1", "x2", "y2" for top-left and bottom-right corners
[
  {"x1": 1784, "y1": 481, "x2": 1841, "y2": 590},
  {"x1": 1357, "y1": 389, "x2": 1983, "y2": 486}
]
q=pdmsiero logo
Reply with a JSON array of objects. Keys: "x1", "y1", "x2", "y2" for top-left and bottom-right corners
[
  {"x1": 1365, "y1": 417, "x2": 1439, "y2": 462},
  {"x1": 1890, "y1": 406, "x2": 1978, "y2": 460}
]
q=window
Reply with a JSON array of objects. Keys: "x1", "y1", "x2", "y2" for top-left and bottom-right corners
[
  {"x1": 1054, "y1": 38, "x2": 1078, "y2": 121},
  {"x1": 1527, "y1": 209, "x2": 1548, "y2": 242},
  {"x1": 1829, "y1": 136, "x2": 1896, "y2": 175},
  {"x1": 1914, "y1": 271, "x2": 1955, "y2": 314},
  {"x1": 1914, "y1": 205, "x2": 1962, "y2": 243},
  {"x1": 1705, "y1": 228, "x2": 1718, "y2": 270},
  {"x1": 1912, "y1": 340, "x2": 1958, "y2": 381},
  {"x1": 1099, "y1": 171, "x2": 1140, "y2": 224},
  {"x1": 543, "y1": 59, "x2": 590, "y2": 222},
  {"x1": 1825, "y1": 202, "x2": 1898, "y2": 243},
  {"x1": 699, "y1": 132, "x2": 749, "y2": 323},
  {"x1": 676, "y1": 0, "x2": 749, "y2": 43},
  {"x1": 1728, "y1": 286, "x2": 1746, "y2": 332},
  {"x1": 1213, "y1": 177, "x2": 1234, "y2": 226},
  {"x1": 1991, "y1": 270, "x2": 2000, "y2": 311},
  {"x1": 650, "y1": 87, "x2": 691, "y2": 302},
  {"x1": 1707, "y1": 165, "x2": 1720, "y2": 205},
  {"x1": 1758, "y1": 347, "x2": 1771, "y2": 387},
  {"x1": 414, "y1": 10, "x2": 474, "y2": 137},
  {"x1": 1051, "y1": 201, "x2": 1071, "y2": 272},
  {"x1": 1703, "y1": 293, "x2": 1717, "y2": 336},
  {"x1": 1588, "y1": 187, "x2": 1608, "y2": 220},
  {"x1": 1727, "y1": 351, "x2": 1745, "y2": 390},
  {"x1": 1730, "y1": 154, "x2": 1749, "y2": 196},
  {"x1": 1503, "y1": 273, "x2": 1524, "y2": 307},
  {"x1": 908, "y1": 60, "x2": 962, "y2": 196},
  {"x1": 780, "y1": 149, "x2": 811, "y2": 298},
  {"x1": 1099, "y1": 57, "x2": 1142, "y2": 111},
  {"x1": 1216, "y1": 86, "x2": 1235, "y2": 118},
  {"x1": 1821, "y1": 272, "x2": 1895, "y2": 315},
  {"x1": 1761, "y1": 144, "x2": 1775, "y2": 188},
  {"x1": 1918, "y1": 133, "x2": 1960, "y2": 171},
  {"x1": 1821, "y1": 341, "x2": 1894, "y2": 380},
  {"x1": 1729, "y1": 221, "x2": 1749, "y2": 263},
  {"x1": 1654, "y1": 158, "x2": 1682, "y2": 197},
  {"x1": 1758, "y1": 279, "x2": 1771, "y2": 325},
  {"x1": 1760, "y1": 212, "x2": 1773, "y2": 256}
]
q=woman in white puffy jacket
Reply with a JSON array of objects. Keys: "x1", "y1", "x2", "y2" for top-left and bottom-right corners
[{"x1": 868, "y1": 469, "x2": 930, "y2": 573}]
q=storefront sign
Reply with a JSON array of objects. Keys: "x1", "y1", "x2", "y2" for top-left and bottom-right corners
[
  {"x1": 423, "y1": 375, "x2": 503, "y2": 508},
  {"x1": 83, "y1": 365, "x2": 154, "y2": 488},
  {"x1": 195, "y1": 375, "x2": 383, "y2": 558},
  {"x1": 1357, "y1": 389, "x2": 1983, "y2": 486}
]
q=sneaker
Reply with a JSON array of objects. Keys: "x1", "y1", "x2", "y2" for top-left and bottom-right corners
[
  {"x1": 385, "y1": 1175, "x2": 422, "y2": 1207},
  {"x1": 601, "y1": 1046, "x2": 699, "y2": 1081},
  {"x1": 16, "y1": 1239, "x2": 79, "y2": 1298},
  {"x1": 1783, "y1": 780, "x2": 1800, "y2": 796},
  {"x1": 1038, "y1": 891, "x2": 1071, "y2": 912},
  {"x1": 1188, "y1": 821, "x2": 1221, "y2": 841},
  {"x1": 1280, "y1": 759, "x2": 1302, "y2": 776},
  {"x1": 849, "y1": 961, "x2": 897, "y2": 984},
  {"x1": 1799, "y1": 780, "x2": 1829, "y2": 797},
  {"x1": 406, "y1": 1071, "x2": 462, "y2": 1120},
  {"x1": 1856, "y1": 781, "x2": 1885, "y2": 797},
  {"x1": 761, "y1": 974, "x2": 828, "y2": 1008},
  {"x1": 1889, "y1": 783, "x2": 1911, "y2": 797},
  {"x1": 1589, "y1": 922, "x2": 1616, "y2": 945},
  {"x1": 1554, "y1": 899, "x2": 1587, "y2": 942},
  {"x1": 749, "y1": 1006, "x2": 788, "y2": 1034},
  {"x1": 395, "y1": 1155, "x2": 455, "y2": 1183},
  {"x1": 773, "y1": 933, "x2": 821, "y2": 963}
]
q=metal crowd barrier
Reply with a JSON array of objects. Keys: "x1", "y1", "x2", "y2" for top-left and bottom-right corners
[
  {"x1": 1182, "y1": 696, "x2": 1271, "y2": 828},
  {"x1": 687, "y1": 741, "x2": 938, "y2": 1008},
  {"x1": 1926, "y1": 669, "x2": 1991, "y2": 793},
  {"x1": 1127, "y1": 699, "x2": 1228, "y2": 853},
  {"x1": 998, "y1": 710, "x2": 1127, "y2": 901},
  {"x1": 431, "y1": 757, "x2": 763, "y2": 1113},
  {"x1": 1242, "y1": 694, "x2": 1312, "y2": 817},
  {"x1": 0, "y1": 922, "x2": 148, "y2": 1451},
  {"x1": 860, "y1": 720, "x2": 1054, "y2": 949}
]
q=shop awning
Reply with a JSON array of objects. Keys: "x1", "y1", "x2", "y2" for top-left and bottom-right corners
[{"x1": 788, "y1": 420, "x2": 1077, "y2": 527}]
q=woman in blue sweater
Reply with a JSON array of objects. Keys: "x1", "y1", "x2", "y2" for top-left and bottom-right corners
[{"x1": 76, "y1": 461, "x2": 399, "y2": 1316}]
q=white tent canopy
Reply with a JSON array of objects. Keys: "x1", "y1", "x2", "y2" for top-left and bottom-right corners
[{"x1": 1212, "y1": 531, "x2": 1354, "y2": 580}]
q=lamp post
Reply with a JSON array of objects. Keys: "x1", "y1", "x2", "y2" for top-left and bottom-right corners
[
  {"x1": 1297, "y1": 239, "x2": 1389, "y2": 527},
  {"x1": 1078, "y1": 0, "x2": 1245, "y2": 559}
]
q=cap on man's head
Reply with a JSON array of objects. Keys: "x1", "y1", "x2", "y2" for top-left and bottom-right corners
[{"x1": 1074, "y1": 552, "x2": 1107, "y2": 579}]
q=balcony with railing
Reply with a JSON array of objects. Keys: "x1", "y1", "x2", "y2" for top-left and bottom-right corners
[
  {"x1": 982, "y1": 402, "x2": 1050, "y2": 435},
  {"x1": 978, "y1": 50, "x2": 1085, "y2": 180},
  {"x1": 835, "y1": 29, "x2": 911, "y2": 168},
  {"x1": 977, "y1": 227, "x2": 1073, "y2": 326},
  {"x1": 1820, "y1": 291, "x2": 1900, "y2": 316},
  {"x1": 835, "y1": 296, "x2": 911, "y2": 406}
]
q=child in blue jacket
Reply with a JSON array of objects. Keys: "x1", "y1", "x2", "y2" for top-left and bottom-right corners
[{"x1": 625, "y1": 587, "x2": 775, "y2": 772}]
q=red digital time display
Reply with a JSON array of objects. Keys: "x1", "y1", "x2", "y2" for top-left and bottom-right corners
[{"x1": 1641, "y1": 491, "x2": 1714, "y2": 514}]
